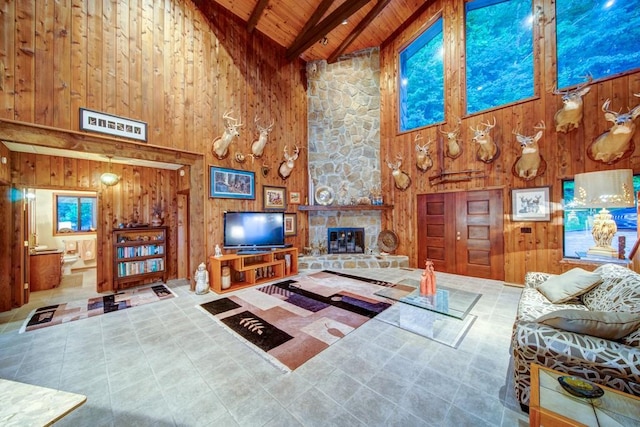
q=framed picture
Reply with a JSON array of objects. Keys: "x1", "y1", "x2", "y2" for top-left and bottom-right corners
[
  {"x1": 263, "y1": 185, "x2": 286, "y2": 210},
  {"x1": 209, "y1": 166, "x2": 255, "y2": 199},
  {"x1": 512, "y1": 187, "x2": 551, "y2": 221},
  {"x1": 79, "y1": 108, "x2": 147, "y2": 142},
  {"x1": 284, "y1": 213, "x2": 297, "y2": 236},
  {"x1": 289, "y1": 191, "x2": 301, "y2": 204}
]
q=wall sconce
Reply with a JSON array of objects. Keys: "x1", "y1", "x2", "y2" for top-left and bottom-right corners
[
  {"x1": 573, "y1": 169, "x2": 635, "y2": 258},
  {"x1": 100, "y1": 156, "x2": 120, "y2": 186}
]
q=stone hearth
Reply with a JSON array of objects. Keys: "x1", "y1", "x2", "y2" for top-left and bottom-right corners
[{"x1": 298, "y1": 254, "x2": 409, "y2": 270}]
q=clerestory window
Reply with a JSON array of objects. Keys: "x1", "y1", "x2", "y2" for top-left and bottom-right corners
[
  {"x1": 465, "y1": 0, "x2": 534, "y2": 114},
  {"x1": 556, "y1": 0, "x2": 640, "y2": 89},
  {"x1": 398, "y1": 16, "x2": 444, "y2": 132}
]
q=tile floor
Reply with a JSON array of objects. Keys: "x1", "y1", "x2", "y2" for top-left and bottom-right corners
[{"x1": 0, "y1": 268, "x2": 529, "y2": 426}]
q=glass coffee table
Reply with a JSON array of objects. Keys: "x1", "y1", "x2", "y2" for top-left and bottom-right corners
[{"x1": 374, "y1": 279, "x2": 481, "y2": 319}]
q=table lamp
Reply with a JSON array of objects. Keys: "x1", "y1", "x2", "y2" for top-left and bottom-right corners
[{"x1": 573, "y1": 169, "x2": 635, "y2": 258}]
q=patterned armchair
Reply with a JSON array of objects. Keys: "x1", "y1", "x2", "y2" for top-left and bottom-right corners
[{"x1": 511, "y1": 263, "x2": 640, "y2": 408}]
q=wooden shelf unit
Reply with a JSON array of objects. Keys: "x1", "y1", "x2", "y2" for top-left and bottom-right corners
[
  {"x1": 112, "y1": 227, "x2": 168, "y2": 290},
  {"x1": 209, "y1": 247, "x2": 298, "y2": 293},
  {"x1": 297, "y1": 204, "x2": 393, "y2": 211}
]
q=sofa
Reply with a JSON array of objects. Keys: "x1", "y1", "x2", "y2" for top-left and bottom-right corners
[{"x1": 511, "y1": 263, "x2": 640, "y2": 408}]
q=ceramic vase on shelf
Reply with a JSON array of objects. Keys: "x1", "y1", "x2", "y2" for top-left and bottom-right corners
[{"x1": 151, "y1": 215, "x2": 163, "y2": 227}]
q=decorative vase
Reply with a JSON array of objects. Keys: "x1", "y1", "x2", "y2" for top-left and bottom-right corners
[
  {"x1": 221, "y1": 266, "x2": 231, "y2": 290},
  {"x1": 151, "y1": 215, "x2": 163, "y2": 227}
]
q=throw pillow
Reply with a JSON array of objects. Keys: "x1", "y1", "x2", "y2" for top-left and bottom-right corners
[
  {"x1": 537, "y1": 268, "x2": 602, "y2": 304},
  {"x1": 537, "y1": 309, "x2": 640, "y2": 340}
]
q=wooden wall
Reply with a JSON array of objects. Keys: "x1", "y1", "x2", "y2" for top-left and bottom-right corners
[
  {"x1": 0, "y1": 0, "x2": 307, "y2": 309},
  {"x1": 379, "y1": 0, "x2": 640, "y2": 283}
]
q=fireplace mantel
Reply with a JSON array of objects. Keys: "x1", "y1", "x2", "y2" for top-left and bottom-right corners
[{"x1": 297, "y1": 205, "x2": 393, "y2": 211}]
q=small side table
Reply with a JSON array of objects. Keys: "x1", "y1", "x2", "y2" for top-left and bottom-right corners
[{"x1": 529, "y1": 363, "x2": 640, "y2": 427}]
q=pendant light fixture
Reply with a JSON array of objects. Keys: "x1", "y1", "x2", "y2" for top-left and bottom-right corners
[{"x1": 100, "y1": 156, "x2": 119, "y2": 186}]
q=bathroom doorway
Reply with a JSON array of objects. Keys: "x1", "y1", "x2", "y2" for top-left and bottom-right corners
[{"x1": 27, "y1": 188, "x2": 99, "y2": 297}]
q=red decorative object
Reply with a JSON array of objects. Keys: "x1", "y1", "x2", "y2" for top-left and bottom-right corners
[{"x1": 420, "y1": 260, "x2": 436, "y2": 296}]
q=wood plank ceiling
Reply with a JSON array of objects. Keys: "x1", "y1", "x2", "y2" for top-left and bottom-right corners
[{"x1": 200, "y1": 0, "x2": 433, "y2": 62}]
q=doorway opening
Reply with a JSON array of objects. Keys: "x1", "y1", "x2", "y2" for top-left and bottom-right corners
[{"x1": 26, "y1": 188, "x2": 99, "y2": 299}]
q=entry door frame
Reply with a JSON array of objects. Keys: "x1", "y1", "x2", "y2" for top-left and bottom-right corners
[{"x1": 417, "y1": 189, "x2": 504, "y2": 280}]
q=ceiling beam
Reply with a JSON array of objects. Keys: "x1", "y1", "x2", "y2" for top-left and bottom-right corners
[
  {"x1": 286, "y1": 0, "x2": 373, "y2": 62},
  {"x1": 290, "y1": 0, "x2": 335, "y2": 50},
  {"x1": 327, "y1": 0, "x2": 392, "y2": 64},
  {"x1": 247, "y1": 0, "x2": 270, "y2": 33}
]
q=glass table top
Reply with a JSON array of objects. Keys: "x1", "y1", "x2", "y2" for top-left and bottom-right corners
[{"x1": 374, "y1": 279, "x2": 481, "y2": 319}]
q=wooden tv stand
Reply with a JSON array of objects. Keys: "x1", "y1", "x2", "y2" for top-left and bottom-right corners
[{"x1": 209, "y1": 247, "x2": 298, "y2": 293}]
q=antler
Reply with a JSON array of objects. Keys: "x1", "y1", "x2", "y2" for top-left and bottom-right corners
[
  {"x1": 223, "y1": 110, "x2": 242, "y2": 127},
  {"x1": 481, "y1": 117, "x2": 496, "y2": 130},
  {"x1": 533, "y1": 120, "x2": 546, "y2": 130},
  {"x1": 414, "y1": 134, "x2": 423, "y2": 143},
  {"x1": 553, "y1": 72, "x2": 593, "y2": 95},
  {"x1": 601, "y1": 99, "x2": 617, "y2": 115}
]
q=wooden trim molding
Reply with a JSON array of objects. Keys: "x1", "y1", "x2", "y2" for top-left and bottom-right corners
[{"x1": 0, "y1": 119, "x2": 202, "y2": 166}]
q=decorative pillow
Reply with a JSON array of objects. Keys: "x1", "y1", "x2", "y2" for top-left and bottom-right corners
[
  {"x1": 537, "y1": 268, "x2": 602, "y2": 304},
  {"x1": 537, "y1": 309, "x2": 640, "y2": 340}
]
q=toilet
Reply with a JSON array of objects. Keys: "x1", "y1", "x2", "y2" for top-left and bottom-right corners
[{"x1": 62, "y1": 241, "x2": 79, "y2": 276}]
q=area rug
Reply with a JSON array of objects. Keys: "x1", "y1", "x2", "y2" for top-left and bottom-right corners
[
  {"x1": 198, "y1": 271, "x2": 393, "y2": 371},
  {"x1": 19, "y1": 283, "x2": 176, "y2": 333}
]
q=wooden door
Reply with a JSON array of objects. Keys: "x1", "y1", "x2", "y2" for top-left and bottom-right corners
[{"x1": 417, "y1": 189, "x2": 504, "y2": 280}]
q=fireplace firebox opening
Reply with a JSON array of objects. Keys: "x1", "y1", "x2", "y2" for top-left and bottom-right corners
[{"x1": 328, "y1": 228, "x2": 365, "y2": 254}]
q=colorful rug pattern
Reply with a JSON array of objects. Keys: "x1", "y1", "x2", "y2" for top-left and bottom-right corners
[
  {"x1": 20, "y1": 284, "x2": 175, "y2": 333},
  {"x1": 200, "y1": 271, "x2": 393, "y2": 371}
]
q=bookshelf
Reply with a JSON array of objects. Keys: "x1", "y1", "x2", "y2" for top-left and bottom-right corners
[{"x1": 112, "y1": 227, "x2": 168, "y2": 290}]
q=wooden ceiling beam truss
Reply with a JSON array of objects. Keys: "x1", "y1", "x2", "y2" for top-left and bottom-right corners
[
  {"x1": 327, "y1": 0, "x2": 392, "y2": 64},
  {"x1": 290, "y1": 0, "x2": 335, "y2": 50},
  {"x1": 285, "y1": 0, "x2": 373, "y2": 62},
  {"x1": 247, "y1": 0, "x2": 270, "y2": 33}
]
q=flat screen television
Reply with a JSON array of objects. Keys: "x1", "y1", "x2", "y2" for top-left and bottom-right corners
[{"x1": 223, "y1": 211, "x2": 286, "y2": 253}]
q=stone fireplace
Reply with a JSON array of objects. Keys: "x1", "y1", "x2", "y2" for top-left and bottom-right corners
[{"x1": 307, "y1": 48, "x2": 384, "y2": 255}]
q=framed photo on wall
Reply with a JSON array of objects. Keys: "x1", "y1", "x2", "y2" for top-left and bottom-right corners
[
  {"x1": 284, "y1": 213, "x2": 297, "y2": 236},
  {"x1": 263, "y1": 185, "x2": 286, "y2": 210},
  {"x1": 209, "y1": 166, "x2": 255, "y2": 199},
  {"x1": 512, "y1": 187, "x2": 551, "y2": 221},
  {"x1": 289, "y1": 191, "x2": 301, "y2": 204},
  {"x1": 79, "y1": 108, "x2": 148, "y2": 142}
]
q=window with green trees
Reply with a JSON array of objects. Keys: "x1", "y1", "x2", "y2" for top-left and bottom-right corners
[
  {"x1": 465, "y1": 0, "x2": 534, "y2": 114},
  {"x1": 55, "y1": 194, "x2": 97, "y2": 234},
  {"x1": 398, "y1": 16, "x2": 444, "y2": 132},
  {"x1": 556, "y1": 0, "x2": 640, "y2": 89}
]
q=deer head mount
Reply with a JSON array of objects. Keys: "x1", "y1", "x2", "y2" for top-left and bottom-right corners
[
  {"x1": 512, "y1": 120, "x2": 547, "y2": 180},
  {"x1": 251, "y1": 116, "x2": 274, "y2": 158},
  {"x1": 212, "y1": 110, "x2": 243, "y2": 160},
  {"x1": 587, "y1": 94, "x2": 640, "y2": 164},
  {"x1": 470, "y1": 117, "x2": 499, "y2": 163},
  {"x1": 553, "y1": 74, "x2": 592, "y2": 133},
  {"x1": 414, "y1": 135, "x2": 433, "y2": 172},
  {"x1": 278, "y1": 145, "x2": 299, "y2": 180},
  {"x1": 438, "y1": 117, "x2": 462, "y2": 159},
  {"x1": 386, "y1": 154, "x2": 411, "y2": 191}
]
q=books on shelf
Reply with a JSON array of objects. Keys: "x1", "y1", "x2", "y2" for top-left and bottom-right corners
[
  {"x1": 117, "y1": 258, "x2": 165, "y2": 277},
  {"x1": 116, "y1": 244, "x2": 164, "y2": 258}
]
